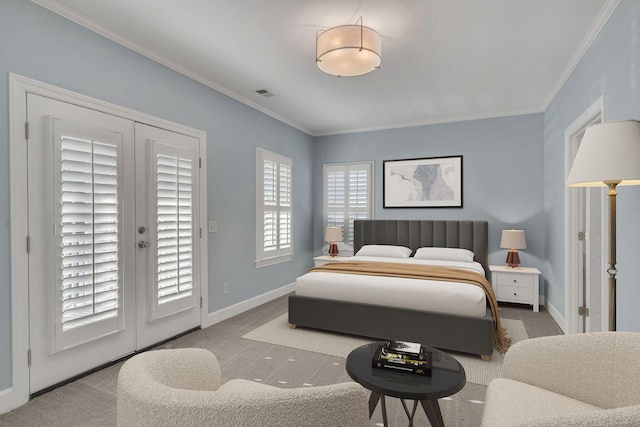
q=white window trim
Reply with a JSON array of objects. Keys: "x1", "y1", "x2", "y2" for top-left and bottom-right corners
[
  {"x1": 323, "y1": 161, "x2": 374, "y2": 256},
  {"x1": 255, "y1": 148, "x2": 293, "y2": 268}
]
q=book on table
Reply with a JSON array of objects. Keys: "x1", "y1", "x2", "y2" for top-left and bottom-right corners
[{"x1": 371, "y1": 341, "x2": 433, "y2": 376}]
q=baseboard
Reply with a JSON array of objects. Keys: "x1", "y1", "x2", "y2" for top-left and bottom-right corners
[
  {"x1": 202, "y1": 283, "x2": 295, "y2": 328},
  {"x1": 545, "y1": 299, "x2": 566, "y2": 333},
  {"x1": 0, "y1": 386, "x2": 28, "y2": 416}
]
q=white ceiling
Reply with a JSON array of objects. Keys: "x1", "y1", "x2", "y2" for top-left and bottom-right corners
[{"x1": 34, "y1": 0, "x2": 617, "y2": 136}]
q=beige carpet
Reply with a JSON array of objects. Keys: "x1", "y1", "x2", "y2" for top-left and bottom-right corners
[{"x1": 242, "y1": 314, "x2": 528, "y2": 386}]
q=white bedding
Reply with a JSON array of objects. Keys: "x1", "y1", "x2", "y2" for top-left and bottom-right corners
[{"x1": 295, "y1": 256, "x2": 488, "y2": 318}]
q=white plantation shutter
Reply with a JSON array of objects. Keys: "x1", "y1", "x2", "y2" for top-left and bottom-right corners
[
  {"x1": 324, "y1": 162, "x2": 373, "y2": 246},
  {"x1": 256, "y1": 148, "x2": 293, "y2": 266},
  {"x1": 151, "y1": 143, "x2": 197, "y2": 319},
  {"x1": 53, "y1": 119, "x2": 124, "y2": 352}
]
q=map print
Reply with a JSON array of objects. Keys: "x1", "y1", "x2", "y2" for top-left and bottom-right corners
[{"x1": 387, "y1": 159, "x2": 459, "y2": 205}]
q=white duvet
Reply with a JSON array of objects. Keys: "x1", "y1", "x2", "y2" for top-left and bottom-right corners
[{"x1": 295, "y1": 256, "x2": 488, "y2": 318}]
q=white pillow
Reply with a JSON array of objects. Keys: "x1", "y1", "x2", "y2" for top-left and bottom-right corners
[
  {"x1": 355, "y1": 245, "x2": 412, "y2": 259},
  {"x1": 413, "y1": 247, "x2": 475, "y2": 263}
]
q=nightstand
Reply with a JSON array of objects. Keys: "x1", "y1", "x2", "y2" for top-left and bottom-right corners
[
  {"x1": 313, "y1": 255, "x2": 349, "y2": 267},
  {"x1": 489, "y1": 265, "x2": 541, "y2": 312}
]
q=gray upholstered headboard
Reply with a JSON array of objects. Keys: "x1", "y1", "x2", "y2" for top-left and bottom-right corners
[{"x1": 353, "y1": 220, "x2": 489, "y2": 278}]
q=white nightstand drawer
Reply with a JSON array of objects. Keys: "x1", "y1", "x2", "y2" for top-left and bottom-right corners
[
  {"x1": 489, "y1": 265, "x2": 541, "y2": 312},
  {"x1": 497, "y1": 285, "x2": 534, "y2": 303},
  {"x1": 494, "y1": 272, "x2": 534, "y2": 288}
]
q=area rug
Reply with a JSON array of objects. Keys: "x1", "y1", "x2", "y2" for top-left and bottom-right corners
[{"x1": 242, "y1": 313, "x2": 528, "y2": 386}]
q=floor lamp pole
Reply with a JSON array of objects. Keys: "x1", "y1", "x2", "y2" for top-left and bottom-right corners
[{"x1": 606, "y1": 181, "x2": 620, "y2": 331}]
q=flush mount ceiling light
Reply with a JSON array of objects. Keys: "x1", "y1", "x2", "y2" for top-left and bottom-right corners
[{"x1": 316, "y1": 17, "x2": 381, "y2": 77}]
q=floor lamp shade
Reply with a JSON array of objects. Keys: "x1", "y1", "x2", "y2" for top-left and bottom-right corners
[
  {"x1": 566, "y1": 120, "x2": 640, "y2": 331},
  {"x1": 500, "y1": 230, "x2": 526, "y2": 268},
  {"x1": 324, "y1": 226, "x2": 343, "y2": 257},
  {"x1": 566, "y1": 120, "x2": 640, "y2": 187}
]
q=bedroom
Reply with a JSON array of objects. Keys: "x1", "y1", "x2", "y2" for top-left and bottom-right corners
[{"x1": 1, "y1": 0, "x2": 640, "y2": 417}]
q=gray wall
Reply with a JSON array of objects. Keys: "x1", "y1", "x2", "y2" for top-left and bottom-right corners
[
  {"x1": 313, "y1": 113, "x2": 546, "y2": 271},
  {"x1": 0, "y1": 1, "x2": 313, "y2": 390},
  {"x1": 543, "y1": 0, "x2": 640, "y2": 329}
]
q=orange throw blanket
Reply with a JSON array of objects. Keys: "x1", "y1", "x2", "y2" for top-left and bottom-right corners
[{"x1": 309, "y1": 261, "x2": 512, "y2": 354}]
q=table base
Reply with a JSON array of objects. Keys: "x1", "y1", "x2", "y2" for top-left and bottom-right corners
[{"x1": 369, "y1": 392, "x2": 445, "y2": 427}]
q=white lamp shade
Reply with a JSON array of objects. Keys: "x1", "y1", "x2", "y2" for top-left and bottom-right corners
[
  {"x1": 500, "y1": 230, "x2": 526, "y2": 249},
  {"x1": 324, "y1": 226, "x2": 343, "y2": 243},
  {"x1": 566, "y1": 120, "x2": 640, "y2": 187},
  {"x1": 316, "y1": 24, "x2": 381, "y2": 77}
]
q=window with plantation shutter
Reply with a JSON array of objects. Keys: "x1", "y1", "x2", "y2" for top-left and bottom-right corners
[
  {"x1": 324, "y1": 162, "x2": 373, "y2": 251},
  {"x1": 256, "y1": 148, "x2": 292, "y2": 267},
  {"x1": 52, "y1": 118, "x2": 124, "y2": 352}
]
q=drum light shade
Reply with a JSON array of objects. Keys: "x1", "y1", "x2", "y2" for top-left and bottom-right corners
[{"x1": 316, "y1": 17, "x2": 381, "y2": 77}]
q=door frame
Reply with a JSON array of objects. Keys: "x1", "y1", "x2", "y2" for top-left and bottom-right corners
[
  {"x1": 8, "y1": 73, "x2": 208, "y2": 410},
  {"x1": 564, "y1": 96, "x2": 606, "y2": 334}
]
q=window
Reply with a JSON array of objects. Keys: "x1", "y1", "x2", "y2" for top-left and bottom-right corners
[
  {"x1": 256, "y1": 148, "x2": 292, "y2": 267},
  {"x1": 324, "y1": 162, "x2": 373, "y2": 252}
]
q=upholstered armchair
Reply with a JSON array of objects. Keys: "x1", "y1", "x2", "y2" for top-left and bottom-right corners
[
  {"x1": 117, "y1": 348, "x2": 369, "y2": 427},
  {"x1": 481, "y1": 332, "x2": 640, "y2": 426}
]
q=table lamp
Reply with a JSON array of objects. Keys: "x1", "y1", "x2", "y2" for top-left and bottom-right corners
[
  {"x1": 500, "y1": 230, "x2": 526, "y2": 268},
  {"x1": 566, "y1": 119, "x2": 640, "y2": 331},
  {"x1": 324, "y1": 226, "x2": 343, "y2": 257}
]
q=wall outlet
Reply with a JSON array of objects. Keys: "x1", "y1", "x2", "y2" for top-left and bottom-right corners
[
  {"x1": 208, "y1": 220, "x2": 217, "y2": 233},
  {"x1": 223, "y1": 282, "x2": 229, "y2": 294}
]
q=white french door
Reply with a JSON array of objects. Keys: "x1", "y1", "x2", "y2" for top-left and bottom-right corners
[
  {"x1": 26, "y1": 94, "x2": 201, "y2": 393},
  {"x1": 135, "y1": 123, "x2": 200, "y2": 349}
]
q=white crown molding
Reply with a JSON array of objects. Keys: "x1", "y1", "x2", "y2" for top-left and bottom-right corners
[
  {"x1": 30, "y1": 0, "x2": 314, "y2": 136},
  {"x1": 314, "y1": 107, "x2": 545, "y2": 137},
  {"x1": 542, "y1": 0, "x2": 621, "y2": 111}
]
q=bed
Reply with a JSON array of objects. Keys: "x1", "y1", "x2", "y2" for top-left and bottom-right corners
[{"x1": 288, "y1": 219, "x2": 499, "y2": 360}]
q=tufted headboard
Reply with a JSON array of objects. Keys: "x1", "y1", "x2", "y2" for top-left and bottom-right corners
[{"x1": 353, "y1": 219, "x2": 489, "y2": 278}]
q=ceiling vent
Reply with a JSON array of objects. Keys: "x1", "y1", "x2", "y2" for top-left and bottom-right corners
[{"x1": 255, "y1": 89, "x2": 275, "y2": 97}]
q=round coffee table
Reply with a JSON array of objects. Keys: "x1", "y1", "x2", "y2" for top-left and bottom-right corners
[{"x1": 346, "y1": 342, "x2": 466, "y2": 427}]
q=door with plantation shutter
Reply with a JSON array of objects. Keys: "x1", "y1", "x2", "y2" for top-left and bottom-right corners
[
  {"x1": 27, "y1": 96, "x2": 201, "y2": 393},
  {"x1": 27, "y1": 94, "x2": 136, "y2": 392},
  {"x1": 134, "y1": 123, "x2": 200, "y2": 349}
]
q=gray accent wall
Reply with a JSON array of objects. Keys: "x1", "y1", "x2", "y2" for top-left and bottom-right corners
[
  {"x1": 544, "y1": 0, "x2": 640, "y2": 331},
  {"x1": 0, "y1": 1, "x2": 313, "y2": 390},
  {"x1": 313, "y1": 113, "x2": 546, "y2": 272}
]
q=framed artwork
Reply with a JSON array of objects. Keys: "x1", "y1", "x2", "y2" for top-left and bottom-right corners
[{"x1": 383, "y1": 155, "x2": 463, "y2": 208}]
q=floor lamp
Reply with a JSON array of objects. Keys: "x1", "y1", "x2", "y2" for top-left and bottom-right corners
[{"x1": 566, "y1": 120, "x2": 640, "y2": 331}]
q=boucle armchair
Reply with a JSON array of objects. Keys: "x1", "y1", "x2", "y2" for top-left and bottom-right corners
[
  {"x1": 117, "y1": 348, "x2": 369, "y2": 427},
  {"x1": 481, "y1": 331, "x2": 640, "y2": 427}
]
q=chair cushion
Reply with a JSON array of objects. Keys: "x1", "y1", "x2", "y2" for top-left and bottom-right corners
[{"x1": 481, "y1": 378, "x2": 601, "y2": 427}]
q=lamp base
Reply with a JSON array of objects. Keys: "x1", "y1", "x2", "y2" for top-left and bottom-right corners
[
  {"x1": 328, "y1": 242, "x2": 339, "y2": 257},
  {"x1": 506, "y1": 250, "x2": 520, "y2": 268}
]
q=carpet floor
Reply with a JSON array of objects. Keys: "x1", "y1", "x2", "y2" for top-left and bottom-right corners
[
  {"x1": 0, "y1": 295, "x2": 563, "y2": 427},
  {"x1": 242, "y1": 314, "x2": 528, "y2": 386}
]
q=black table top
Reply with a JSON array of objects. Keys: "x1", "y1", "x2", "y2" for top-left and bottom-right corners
[{"x1": 346, "y1": 342, "x2": 466, "y2": 401}]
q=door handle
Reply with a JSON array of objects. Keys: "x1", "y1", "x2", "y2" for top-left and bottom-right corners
[{"x1": 138, "y1": 240, "x2": 149, "y2": 249}]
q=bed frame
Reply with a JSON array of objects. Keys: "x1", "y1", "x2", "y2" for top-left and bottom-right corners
[{"x1": 288, "y1": 219, "x2": 494, "y2": 359}]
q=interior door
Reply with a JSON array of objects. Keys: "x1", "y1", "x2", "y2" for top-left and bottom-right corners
[
  {"x1": 134, "y1": 123, "x2": 201, "y2": 349},
  {"x1": 27, "y1": 93, "x2": 136, "y2": 392},
  {"x1": 573, "y1": 127, "x2": 604, "y2": 333}
]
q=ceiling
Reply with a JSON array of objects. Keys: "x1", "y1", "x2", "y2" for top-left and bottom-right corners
[{"x1": 34, "y1": 0, "x2": 617, "y2": 136}]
